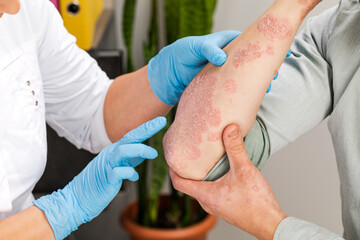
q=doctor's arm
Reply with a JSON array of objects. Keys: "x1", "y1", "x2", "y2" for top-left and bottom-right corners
[
  {"x1": 0, "y1": 207, "x2": 54, "y2": 240},
  {"x1": 38, "y1": 0, "x2": 240, "y2": 150},
  {"x1": 0, "y1": 118, "x2": 166, "y2": 240},
  {"x1": 103, "y1": 29, "x2": 240, "y2": 142}
]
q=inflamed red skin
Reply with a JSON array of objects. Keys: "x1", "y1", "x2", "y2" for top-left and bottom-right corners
[
  {"x1": 232, "y1": 42, "x2": 275, "y2": 69},
  {"x1": 257, "y1": 13, "x2": 293, "y2": 41},
  {"x1": 164, "y1": 74, "x2": 221, "y2": 172},
  {"x1": 164, "y1": 0, "x2": 323, "y2": 181}
]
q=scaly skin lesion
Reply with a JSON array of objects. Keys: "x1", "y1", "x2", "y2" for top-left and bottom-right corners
[{"x1": 164, "y1": 0, "x2": 323, "y2": 180}]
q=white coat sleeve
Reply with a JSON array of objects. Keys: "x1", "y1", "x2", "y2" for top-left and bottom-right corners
[{"x1": 34, "y1": 0, "x2": 112, "y2": 153}]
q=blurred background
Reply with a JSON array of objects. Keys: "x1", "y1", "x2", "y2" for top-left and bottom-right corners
[{"x1": 36, "y1": 0, "x2": 342, "y2": 239}]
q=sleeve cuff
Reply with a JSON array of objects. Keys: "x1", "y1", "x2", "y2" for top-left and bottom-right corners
[
  {"x1": 274, "y1": 217, "x2": 344, "y2": 240},
  {"x1": 0, "y1": 171, "x2": 12, "y2": 213},
  {"x1": 0, "y1": 150, "x2": 12, "y2": 213},
  {"x1": 90, "y1": 80, "x2": 113, "y2": 153}
]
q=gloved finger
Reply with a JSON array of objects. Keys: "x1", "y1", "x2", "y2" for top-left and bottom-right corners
[
  {"x1": 266, "y1": 73, "x2": 277, "y2": 93},
  {"x1": 273, "y1": 72, "x2": 279, "y2": 80},
  {"x1": 109, "y1": 167, "x2": 139, "y2": 185},
  {"x1": 119, "y1": 117, "x2": 167, "y2": 144},
  {"x1": 286, "y1": 49, "x2": 291, "y2": 58},
  {"x1": 267, "y1": 50, "x2": 290, "y2": 94},
  {"x1": 266, "y1": 84, "x2": 271, "y2": 93},
  {"x1": 109, "y1": 144, "x2": 158, "y2": 168},
  {"x1": 210, "y1": 30, "x2": 242, "y2": 48},
  {"x1": 124, "y1": 157, "x2": 144, "y2": 168},
  {"x1": 201, "y1": 30, "x2": 241, "y2": 66}
]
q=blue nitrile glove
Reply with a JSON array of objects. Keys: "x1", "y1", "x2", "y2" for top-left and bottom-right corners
[
  {"x1": 34, "y1": 117, "x2": 167, "y2": 240},
  {"x1": 148, "y1": 30, "x2": 241, "y2": 106},
  {"x1": 266, "y1": 49, "x2": 292, "y2": 93}
]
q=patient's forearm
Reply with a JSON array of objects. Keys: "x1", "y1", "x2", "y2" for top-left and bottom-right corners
[{"x1": 163, "y1": 0, "x2": 319, "y2": 180}]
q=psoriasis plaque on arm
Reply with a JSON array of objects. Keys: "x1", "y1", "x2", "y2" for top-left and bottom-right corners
[
  {"x1": 232, "y1": 42, "x2": 275, "y2": 68},
  {"x1": 257, "y1": 13, "x2": 293, "y2": 41},
  {"x1": 164, "y1": 6, "x2": 310, "y2": 180},
  {"x1": 224, "y1": 79, "x2": 238, "y2": 95},
  {"x1": 163, "y1": 74, "x2": 221, "y2": 166}
]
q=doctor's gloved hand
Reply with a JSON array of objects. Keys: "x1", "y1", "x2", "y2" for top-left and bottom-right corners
[
  {"x1": 148, "y1": 30, "x2": 241, "y2": 105},
  {"x1": 266, "y1": 49, "x2": 292, "y2": 93},
  {"x1": 34, "y1": 117, "x2": 167, "y2": 240}
]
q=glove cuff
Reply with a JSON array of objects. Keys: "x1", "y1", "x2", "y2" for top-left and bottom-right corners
[
  {"x1": 148, "y1": 55, "x2": 179, "y2": 106},
  {"x1": 33, "y1": 185, "x2": 81, "y2": 240}
]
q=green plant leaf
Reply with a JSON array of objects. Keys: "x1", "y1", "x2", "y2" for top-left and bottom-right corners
[
  {"x1": 136, "y1": 160, "x2": 148, "y2": 226},
  {"x1": 169, "y1": 154, "x2": 180, "y2": 219},
  {"x1": 164, "y1": 0, "x2": 218, "y2": 227},
  {"x1": 143, "y1": 0, "x2": 158, "y2": 63},
  {"x1": 181, "y1": 194, "x2": 192, "y2": 227},
  {"x1": 123, "y1": 0, "x2": 136, "y2": 72},
  {"x1": 132, "y1": 0, "x2": 218, "y2": 228},
  {"x1": 165, "y1": 0, "x2": 180, "y2": 44},
  {"x1": 165, "y1": 0, "x2": 217, "y2": 41},
  {"x1": 148, "y1": 112, "x2": 173, "y2": 226},
  {"x1": 140, "y1": 0, "x2": 162, "y2": 226}
]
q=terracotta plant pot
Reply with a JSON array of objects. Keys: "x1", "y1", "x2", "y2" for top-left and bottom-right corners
[{"x1": 120, "y1": 196, "x2": 217, "y2": 240}]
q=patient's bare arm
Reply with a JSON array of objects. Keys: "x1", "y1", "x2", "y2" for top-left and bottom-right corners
[{"x1": 163, "y1": 0, "x2": 322, "y2": 180}]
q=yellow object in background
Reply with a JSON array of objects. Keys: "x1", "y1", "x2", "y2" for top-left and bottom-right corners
[{"x1": 60, "y1": 0, "x2": 104, "y2": 50}]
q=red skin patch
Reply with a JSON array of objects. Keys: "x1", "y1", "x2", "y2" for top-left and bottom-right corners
[
  {"x1": 257, "y1": 13, "x2": 292, "y2": 41},
  {"x1": 224, "y1": 79, "x2": 238, "y2": 95},
  {"x1": 232, "y1": 42, "x2": 275, "y2": 68},
  {"x1": 266, "y1": 45, "x2": 275, "y2": 55},
  {"x1": 233, "y1": 42, "x2": 262, "y2": 68},
  {"x1": 273, "y1": 69, "x2": 278, "y2": 76},
  {"x1": 164, "y1": 74, "x2": 222, "y2": 162},
  {"x1": 207, "y1": 132, "x2": 222, "y2": 142}
]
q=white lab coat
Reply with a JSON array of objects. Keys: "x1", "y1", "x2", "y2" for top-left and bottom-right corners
[{"x1": 0, "y1": 0, "x2": 112, "y2": 219}]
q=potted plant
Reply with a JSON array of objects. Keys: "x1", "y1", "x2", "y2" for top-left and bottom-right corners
[{"x1": 120, "y1": 0, "x2": 218, "y2": 239}]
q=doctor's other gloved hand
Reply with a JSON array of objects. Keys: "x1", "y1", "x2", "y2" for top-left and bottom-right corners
[
  {"x1": 170, "y1": 124, "x2": 287, "y2": 240},
  {"x1": 148, "y1": 30, "x2": 241, "y2": 105},
  {"x1": 266, "y1": 49, "x2": 292, "y2": 93},
  {"x1": 34, "y1": 117, "x2": 167, "y2": 240}
]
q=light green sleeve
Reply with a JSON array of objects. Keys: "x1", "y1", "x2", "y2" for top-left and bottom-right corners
[
  {"x1": 205, "y1": 3, "x2": 347, "y2": 239},
  {"x1": 204, "y1": 3, "x2": 337, "y2": 181},
  {"x1": 203, "y1": 117, "x2": 270, "y2": 181},
  {"x1": 274, "y1": 217, "x2": 344, "y2": 240}
]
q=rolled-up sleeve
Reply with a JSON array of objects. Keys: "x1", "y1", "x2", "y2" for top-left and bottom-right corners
[
  {"x1": 0, "y1": 152, "x2": 11, "y2": 213},
  {"x1": 274, "y1": 217, "x2": 344, "y2": 240},
  {"x1": 243, "y1": 5, "x2": 340, "y2": 240},
  {"x1": 245, "y1": 5, "x2": 337, "y2": 167},
  {"x1": 257, "y1": 7, "x2": 335, "y2": 155},
  {"x1": 34, "y1": 0, "x2": 112, "y2": 153}
]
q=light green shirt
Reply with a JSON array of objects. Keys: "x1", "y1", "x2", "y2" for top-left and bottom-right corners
[{"x1": 206, "y1": 0, "x2": 360, "y2": 238}]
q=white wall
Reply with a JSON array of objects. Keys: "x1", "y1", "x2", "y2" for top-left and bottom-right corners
[{"x1": 210, "y1": 1, "x2": 342, "y2": 239}]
